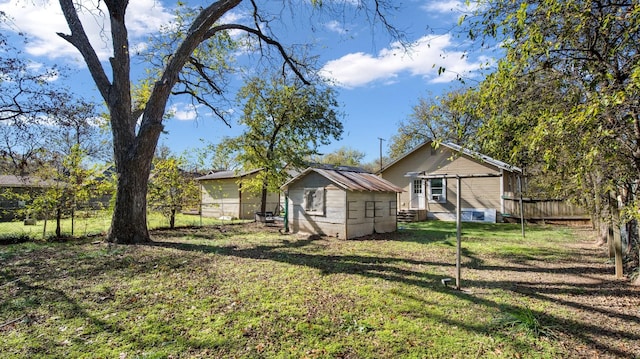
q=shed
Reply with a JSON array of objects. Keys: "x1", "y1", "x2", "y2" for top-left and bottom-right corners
[
  {"x1": 197, "y1": 169, "x2": 282, "y2": 220},
  {"x1": 281, "y1": 165, "x2": 403, "y2": 239}
]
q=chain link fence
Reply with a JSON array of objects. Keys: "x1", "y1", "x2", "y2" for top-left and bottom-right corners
[{"x1": 1, "y1": 205, "x2": 244, "y2": 242}]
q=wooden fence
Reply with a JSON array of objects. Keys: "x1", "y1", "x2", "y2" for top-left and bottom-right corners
[{"x1": 503, "y1": 195, "x2": 591, "y2": 223}]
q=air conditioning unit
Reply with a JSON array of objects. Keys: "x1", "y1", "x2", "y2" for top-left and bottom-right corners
[{"x1": 431, "y1": 195, "x2": 441, "y2": 202}]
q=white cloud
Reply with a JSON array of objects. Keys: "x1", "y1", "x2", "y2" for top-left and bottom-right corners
[
  {"x1": 325, "y1": 20, "x2": 348, "y2": 35},
  {"x1": 169, "y1": 103, "x2": 198, "y2": 121},
  {"x1": 421, "y1": 0, "x2": 476, "y2": 14},
  {"x1": 0, "y1": 0, "x2": 173, "y2": 62},
  {"x1": 320, "y1": 34, "x2": 483, "y2": 88}
]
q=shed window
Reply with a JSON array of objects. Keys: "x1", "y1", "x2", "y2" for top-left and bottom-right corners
[
  {"x1": 347, "y1": 201, "x2": 358, "y2": 219},
  {"x1": 303, "y1": 188, "x2": 325, "y2": 215},
  {"x1": 389, "y1": 200, "x2": 397, "y2": 216},
  {"x1": 365, "y1": 201, "x2": 375, "y2": 218},
  {"x1": 428, "y1": 178, "x2": 447, "y2": 203}
]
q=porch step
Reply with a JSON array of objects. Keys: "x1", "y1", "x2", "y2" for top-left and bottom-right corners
[{"x1": 397, "y1": 210, "x2": 417, "y2": 223}]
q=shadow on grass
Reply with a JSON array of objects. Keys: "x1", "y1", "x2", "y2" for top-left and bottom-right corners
[
  {"x1": 152, "y1": 233, "x2": 639, "y2": 358},
  {"x1": 0, "y1": 251, "x2": 233, "y2": 356}
]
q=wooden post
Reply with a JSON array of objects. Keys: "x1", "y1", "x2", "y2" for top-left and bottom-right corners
[
  {"x1": 518, "y1": 176, "x2": 525, "y2": 238},
  {"x1": 456, "y1": 176, "x2": 462, "y2": 290},
  {"x1": 607, "y1": 224, "x2": 615, "y2": 259},
  {"x1": 610, "y1": 192, "x2": 624, "y2": 278}
]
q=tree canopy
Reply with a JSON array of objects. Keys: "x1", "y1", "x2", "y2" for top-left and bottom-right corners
[
  {"x1": 220, "y1": 72, "x2": 342, "y2": 213},
  {"x1": 456, "y1": 0, "x2": 640, "y2": 272},
  {"x1": 388, "y1": 89, "x2": 483, "y2": 159}
]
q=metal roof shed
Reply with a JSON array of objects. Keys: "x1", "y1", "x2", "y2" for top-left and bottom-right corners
[{"x1": 281, "y1": 166, "x2": 403, "y2": 239}]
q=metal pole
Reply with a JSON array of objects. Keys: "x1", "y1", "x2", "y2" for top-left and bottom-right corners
[
  {"x1": 456, "y1": 175, "x2": 461, "y2": 290},
  {"x1": 284, "y1": 192, "x2": 289, "y2": 233}
]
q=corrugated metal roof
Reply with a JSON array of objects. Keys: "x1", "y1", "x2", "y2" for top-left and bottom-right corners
[
  {"x1": 196, "y1": 168, "x2": 261, "y2": 181},
  {"x1": 283, "y1": 167, "x2": 403, "y2": 193},
  {"x1": 0, "y1": 175, "x2": 57, "y2": 188}
]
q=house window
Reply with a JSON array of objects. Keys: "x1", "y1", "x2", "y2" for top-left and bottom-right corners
[
  {"x1": 303, "y1": 188, "x2": 325, "y2": 215},
  {"x1": 428, "y1": 178, "x2": 447, "y2": 203}
]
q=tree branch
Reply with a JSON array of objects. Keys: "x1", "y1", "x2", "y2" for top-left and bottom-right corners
[
  {"x1": 57, "y1": 0, "x2": 111, "y2": 102},
  {"x1": 206, "y1": 24, "x2": 311, "y2": 85}
]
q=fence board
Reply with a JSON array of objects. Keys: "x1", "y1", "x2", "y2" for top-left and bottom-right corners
[{"x1": 503, "y1": 196, "x2": 590, "y2": 220}]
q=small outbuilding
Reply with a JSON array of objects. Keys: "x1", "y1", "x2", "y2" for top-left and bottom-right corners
[
  {"x1": 197, "y1": 169, "x2": 282, "y2": 220},
  {"x1": 281, "y1": 165, "x2": 403, "y2": 239},
  {"x1": 0, "y1": 175, "x2": 56, "y2": 221}
]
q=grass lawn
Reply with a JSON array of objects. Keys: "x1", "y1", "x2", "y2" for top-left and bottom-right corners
[
  {"x1": 1, "y1": 221, "x2": 639, "y2": 358},
  {"x1": 0, "y1": 212, "x2": 247, "y2": 241}
]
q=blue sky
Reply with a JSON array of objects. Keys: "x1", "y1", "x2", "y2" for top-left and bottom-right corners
[{"x1": 0, "y1": 0, "x2": 490, "y2": 164}]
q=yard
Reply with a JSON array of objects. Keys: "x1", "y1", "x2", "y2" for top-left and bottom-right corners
[{"x1": 1, "y1": 221, "x2": 639, "y2": 358}]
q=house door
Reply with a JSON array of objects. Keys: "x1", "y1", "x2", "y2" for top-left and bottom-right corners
[{"x1": 410, "y1": 179, "x2": 426, "y2": 209}]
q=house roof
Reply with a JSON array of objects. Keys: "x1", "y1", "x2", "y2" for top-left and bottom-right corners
[
  {"x1": 195, "y1": 168, "x2": 262, "y2": 181},
  {"x1": 0, "y1": 175, "x2": 56, "y2": 188},
  {"x1": 282, "y1": 167, "x2": 404, "y2": 193},
  {"x1": 380, "y1": 141, "x2": 522, "y2": 174}
]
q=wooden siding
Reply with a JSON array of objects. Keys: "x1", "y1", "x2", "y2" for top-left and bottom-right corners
[
  {"x1": 288, "y1": 185, "x2": 347, "y2": 238},
  {"x1": 200, "y1": 177, "x2": 280, "y2": 220},
  {"x1": 286, "y1": 171, "x2": 398, "y2": 239},
  {"x1": 345, "y1": 191, "x2": 397, "y2": 238}
]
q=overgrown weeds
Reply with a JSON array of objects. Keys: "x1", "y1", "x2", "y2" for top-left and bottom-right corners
[{"x1": 495, "y1": 306, "x2": 557, "y2": 339}]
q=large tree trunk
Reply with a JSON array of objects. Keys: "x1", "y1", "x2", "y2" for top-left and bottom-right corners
[{"x1": 108, "y1": 157, "x2": 154, "y2": 243}]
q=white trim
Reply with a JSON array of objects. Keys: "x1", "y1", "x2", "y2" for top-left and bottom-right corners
[{"x1": 427, "y1": 177, "x2": 447, "y2": 204}]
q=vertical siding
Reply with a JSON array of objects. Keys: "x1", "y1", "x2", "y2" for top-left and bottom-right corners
[
  {"x1": 201, "y1": 178, "x2": 241, "y2": 219},
  {"x1": 200, "y1": 176, "x2": 281, "y2": 220},
  {"x1": 287, "y1": 173, "x2": 347, "y2": 238},
  {"x1": 286, "y1": 172, "x2": 398, "y2": 239}
]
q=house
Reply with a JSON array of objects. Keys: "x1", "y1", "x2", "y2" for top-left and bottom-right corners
[
  {"x1": 281, "y1": 165, "x2": 403, "y2": 239},
  {"x1": 0, "y1": 175, "x2": 54, "y2": 221},
  {"x1": 379, "y1": 142, "x2": 522, "y2": 223},
  {"x1": 197, "y1": 169, "x2": 282, "y2": 220}
]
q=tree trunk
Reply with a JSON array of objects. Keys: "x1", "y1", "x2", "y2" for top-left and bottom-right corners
[
  {"x1": 58, "y1": 0, "x2": 244, "y2": 243},
  {"x1": 71, "y1": 208, "x2": 75, "y2": 236},
  {"x1": 55, "y1": 207, "x2": 61, "y2": 238},
  {"x1": 107, "y1": 156, "x2": 154, "y2": 243},
  {"x1": 260, "y1": 180, "x2": 268, "y2": 215},
  {"x1": 170, "y1": 208, "x2": 176, "y2": 229}
]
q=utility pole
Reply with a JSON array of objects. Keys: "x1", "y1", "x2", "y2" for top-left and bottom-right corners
[{"x1": 378, "y1": 137, "x2": 385, "y2": 172}]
